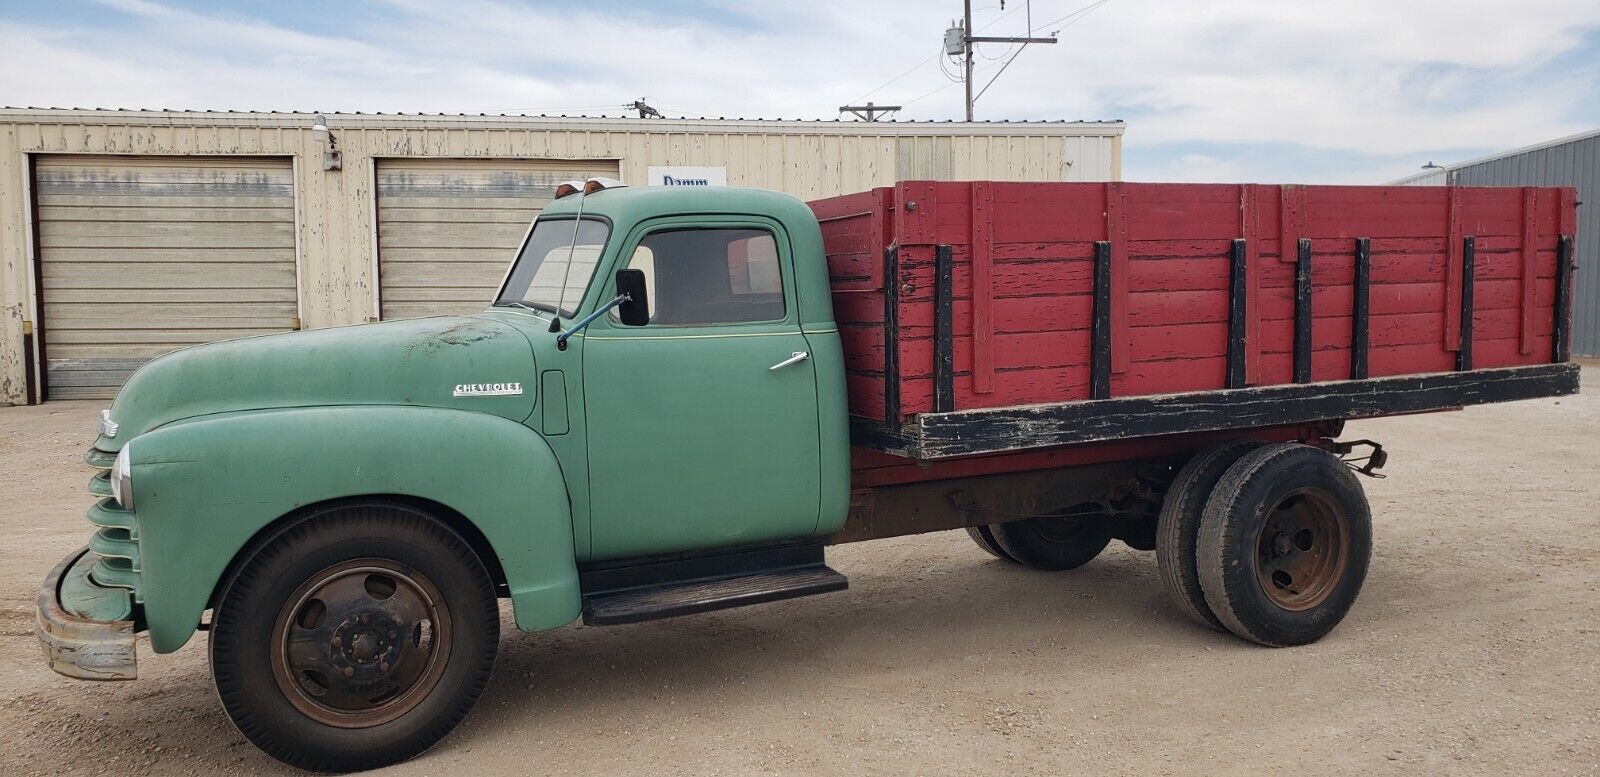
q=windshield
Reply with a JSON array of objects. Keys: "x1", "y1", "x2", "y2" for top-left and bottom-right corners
[{"x1": 494, "y1": 217, "x2": 611, "y2": 317}]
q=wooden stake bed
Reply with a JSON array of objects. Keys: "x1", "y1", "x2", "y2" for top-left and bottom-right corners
[{"x1": 809, "y1": 182, "x2": 1580, "y2": 459}]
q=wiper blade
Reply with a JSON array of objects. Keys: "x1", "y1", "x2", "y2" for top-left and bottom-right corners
[{"x1": 495, "y1": 300, "x2": 552, "y2": 315}]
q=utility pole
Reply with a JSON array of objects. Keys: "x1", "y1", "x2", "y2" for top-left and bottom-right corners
[
  {"x1": 955, "y1": 0, "x2": 1057, "y2": 121},
  {"x1": 626, "y1": 99, "x2": 662, "y2": 119},
  {"x1": 838, "y1": 102, "x2": 903, "y2": 122}
]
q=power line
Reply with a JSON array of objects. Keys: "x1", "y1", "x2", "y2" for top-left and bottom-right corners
[
  {"x1": 479, "y1": 104, "x2": 621, "y2": 114},
  {"x1": 973, "y1": 45, "x2": 1029, "y2": 102},
  {"x1": 903, "y1": 53, "x2": 1013, "y2": 106},
  {"x1": 846, "y1": 52, "x2": 943, "y2": 107},
  {"x1": 849, "y1": 0, "x2": 1118, "y2": 116},
  {"x1": 839, "y1": 102, "x2": 903, "y2": 121},
  {"x1": 1033, "y1": 0, "x2": 1116, "y2": 34},
  {"x1": 937, "y1": 42, "x2": 965, "y2": 82},
  {"x1": 957, "y1": 0, "x2": 1059, "y2": 120},
  {"x1": 982, "y1": 0, "x2": 1115, "y2": 102},
  {"x1": 626, "y1": 99, "x2": 663, "y2": 119},
  {"x1": 904, "y1": 0, "x2": 1115, "y2": 112},
  {"x1": 845, "y1": 0, "x2": 1031, "y2": 107}
]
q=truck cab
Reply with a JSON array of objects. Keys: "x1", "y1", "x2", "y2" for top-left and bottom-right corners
[{"x1": 485, "y1": 183, "x2": 852, "y2": 562}]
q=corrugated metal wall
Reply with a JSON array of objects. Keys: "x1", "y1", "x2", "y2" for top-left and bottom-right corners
[
  {"x1": 1442, "y1": 134, "x2": 1599, "y2": 357},
  {"x1": 33, "y1": 155, "x2": 300, "y2": 398},
  {"x1": 376, "y1": 158, "x2": 621, "y2": 319},
  {"x1": 0, "y1": 110, "x2": 1124, "y2": 404}
]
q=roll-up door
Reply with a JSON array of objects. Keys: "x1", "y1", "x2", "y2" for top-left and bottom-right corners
[
  {"x1": 35, "y1": 155, "x2": 299, "y2": 399},
  {"x1": 376, "y1": 158, "x2": 620, "y2": 319}
]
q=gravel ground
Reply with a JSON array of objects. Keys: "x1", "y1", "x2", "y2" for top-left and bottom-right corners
[{"x1": 2, "y1": 365, "x2": 1597, "y2": 776}]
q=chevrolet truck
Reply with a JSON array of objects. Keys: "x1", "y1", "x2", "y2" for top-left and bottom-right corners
[{"x1": 38, "y1": 178, "x2": 1580, "y2": 771}]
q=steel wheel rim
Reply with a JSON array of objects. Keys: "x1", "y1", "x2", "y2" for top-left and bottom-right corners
[
  {"x1": 1252, "y1": 488, "x2": 1349, "y2": 611},
  {"x1": 1033, "y1": 515, "x2": 1098, "y2": 546},
  {"x1": 1026, "y1": 503, "x2": 1105, "y2": 546},
  {"x1": 269, "y1": 558, "x2": 454, "y2": 728}
]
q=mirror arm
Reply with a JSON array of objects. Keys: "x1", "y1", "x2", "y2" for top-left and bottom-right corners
[{"x1": 555, "y1": 294, "x2": 631, "y2": 351}]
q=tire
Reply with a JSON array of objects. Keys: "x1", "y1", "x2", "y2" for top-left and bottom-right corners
[
  {"x1": 1155, "y1": 439, "x2": 1265, "y2": 632},
  {"x1": 987, "y1": 510, "x2": 1114, "y2": 571},
  {"x1": 210, "y1": 502, "x2": 500, "y2": 772},
  {"x1": 1197, "y1": 444, "x2": 1372, "y2": 647},
  {"x1": 965, "y1": 525, "x2": 1020, "y2": 562}
]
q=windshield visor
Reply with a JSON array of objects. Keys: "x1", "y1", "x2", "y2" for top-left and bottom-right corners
[{"x1": 495, "y1": 217, "x2": 611, "y2": 317}]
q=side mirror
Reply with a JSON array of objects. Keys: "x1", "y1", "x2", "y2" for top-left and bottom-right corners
[{"x1": 615, "y1": 269, "x2": 650, "y2": 326}]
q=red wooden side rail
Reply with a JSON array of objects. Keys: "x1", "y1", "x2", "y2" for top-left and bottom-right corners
[{"x1": 810, "y1": 181, "x2": 1580, "y2": 460}]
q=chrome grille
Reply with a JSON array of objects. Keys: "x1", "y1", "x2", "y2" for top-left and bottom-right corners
[{"x1": 83, "y1": 448, "x2": 142, "y2": 603}]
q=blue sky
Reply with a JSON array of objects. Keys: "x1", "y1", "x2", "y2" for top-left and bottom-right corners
[{"x1": 3, "y1": 0, "x2": 1598, "y2": 183}]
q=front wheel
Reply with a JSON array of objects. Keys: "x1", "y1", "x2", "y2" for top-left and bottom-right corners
[{"x1": 210, "y1": 503, "x2": 500, "y2": 772}]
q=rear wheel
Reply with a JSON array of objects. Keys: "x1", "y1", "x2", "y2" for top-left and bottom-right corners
[
  {"x1": 210, "y1": 503, "x2": 500, "y2": 772},
  {"x1": 1197, "y1": 444, "x2": 1372, "y2": 647},
  {"x1": 1155, "y1": 439, "x2": 1265, "y2": 631},
  {"x1": 987, "y1": 510, "x2": 1114, "y2": 571},
  {"x1": 965, "y1": 525, "x2": 1019, "y2": 562}
]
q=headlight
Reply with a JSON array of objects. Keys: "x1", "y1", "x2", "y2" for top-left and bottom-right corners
[
  {"x1": 111, "y1": 445, "x2": 134, "y2": 510},
  {"x1": 98, "y1": 409, "x2": 119, "y2": 438}
]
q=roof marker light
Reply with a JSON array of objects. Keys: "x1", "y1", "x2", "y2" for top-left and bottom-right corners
[{"x1": 583, "y1": 177, "x2": 627, "y2": 194}]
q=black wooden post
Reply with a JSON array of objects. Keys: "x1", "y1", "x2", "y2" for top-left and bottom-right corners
[
  {"x1": 1351, "y1": 238, "x2": 1370, "y2": 380},
  {"x1": 1226, "y1": 239, "x2": 1248, "y2": 389},
  {"x1": 1456, "y1": 236, "x2": 1475, "y2": 372},
  {"x1": 1294, "y1": 238, "x2": 1313, "y2": 383},
  {"x1": 1090, "y1": 241, "x2": 1113, "y2": 399},
  {"x1": 933, "y1": 244, "x2": 955, "y2": 412}
]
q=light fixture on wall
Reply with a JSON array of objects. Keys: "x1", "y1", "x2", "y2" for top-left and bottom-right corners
[{"x1": 311, "y1": 114, "x2": 342, "y2": 171}]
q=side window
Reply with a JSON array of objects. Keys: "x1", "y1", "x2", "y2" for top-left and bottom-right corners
[{"x1": 621, "y1": 227, "x2": 785, "y2": 325}]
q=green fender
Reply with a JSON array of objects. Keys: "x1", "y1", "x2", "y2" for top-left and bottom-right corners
[{"x1": 128, "y1": 405, "x2": 581, "y2": 653}]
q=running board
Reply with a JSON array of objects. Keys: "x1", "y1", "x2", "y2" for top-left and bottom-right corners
[{"x1": 579, "y1": 541, "x2": 848, "y2": 626}]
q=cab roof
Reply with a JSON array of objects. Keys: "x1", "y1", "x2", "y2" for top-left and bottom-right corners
[{"x1": 539, "y1": 185, "x2": 815, "y2": 224}]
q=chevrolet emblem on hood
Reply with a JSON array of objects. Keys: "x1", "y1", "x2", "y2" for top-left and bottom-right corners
[{"x1": 453, "y1": 382, "x2": 523, "y2": 397}]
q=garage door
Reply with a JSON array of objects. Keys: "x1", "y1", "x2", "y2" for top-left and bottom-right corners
[
  {"x1": 35, "y1": 156, "x2": 299, "y2": 399},
  {"x1": 376, "y1": 158, "x2": 620, "y2": 319}
]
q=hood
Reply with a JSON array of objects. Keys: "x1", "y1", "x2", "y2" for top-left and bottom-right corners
[{"x1": 97, "y1": 316, "x2": 537, "y2": 449}]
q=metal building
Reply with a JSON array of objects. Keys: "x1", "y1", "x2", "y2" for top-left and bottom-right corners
[
  {"x1": 0, "y1": 109, "x2": 1125, "y2": 403},
  {"x1": 1394, "y1": 129, "x2": 1599, "y2": 357}
]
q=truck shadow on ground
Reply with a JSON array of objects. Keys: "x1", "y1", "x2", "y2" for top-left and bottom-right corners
[
  {"x1": 462, "y1": 539, "x2": 1408, "y2": 744},
  {"x1": 6, "y1": 539, "x2": 1434, "y2": 774}
]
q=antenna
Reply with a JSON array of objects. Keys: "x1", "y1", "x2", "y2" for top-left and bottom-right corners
[{"x1": 626, "y1": 99, "x2": 663, "y2": 119}]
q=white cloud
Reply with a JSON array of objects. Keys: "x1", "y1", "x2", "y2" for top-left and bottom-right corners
[{"x1": 2, "y1": 0, "x2": 1596, "y2": 181}]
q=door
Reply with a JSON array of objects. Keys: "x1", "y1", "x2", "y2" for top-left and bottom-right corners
[
  {"x1": 583, "y1": 221, "x2": 822, "y2": 559},
  {"x1": 34, "y1": 155, "x2": 299, "y2": 399},
  {"x1": 376, "y1": 158, "x2": 619, "y2": 319}
]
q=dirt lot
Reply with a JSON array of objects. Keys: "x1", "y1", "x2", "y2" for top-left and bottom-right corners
[{"x1": 2, "y1": 367, "x2": 1597, "y2": 776}]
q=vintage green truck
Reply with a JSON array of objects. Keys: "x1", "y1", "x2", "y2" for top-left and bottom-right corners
[{"x1": 38, "y1": 178, "x2": 1580, "y2": 771}]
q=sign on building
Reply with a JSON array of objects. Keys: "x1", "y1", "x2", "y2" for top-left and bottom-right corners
[{"x1": 646, "y1": 166, "x2": 727, "y2": 187}]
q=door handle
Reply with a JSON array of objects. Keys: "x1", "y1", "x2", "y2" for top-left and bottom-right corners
[{"x1": 769, "y1": 351, "x2": 809, "y2": 371}]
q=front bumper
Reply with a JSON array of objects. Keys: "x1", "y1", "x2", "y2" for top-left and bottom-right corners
[{"x1": 36, "y1": 547, "x2": 138, "y2": 680}]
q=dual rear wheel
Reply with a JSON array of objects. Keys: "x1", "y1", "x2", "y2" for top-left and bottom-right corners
[
  {"x1": 967, "y1": 441, "x2": 1372, "y2": 647},
  {"x1": 1160, "y1": 441, "x2": 1372, "y2": 646},
  {"x1": 967, "y1": 511, "x2": 1113, "y2": 571}
]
